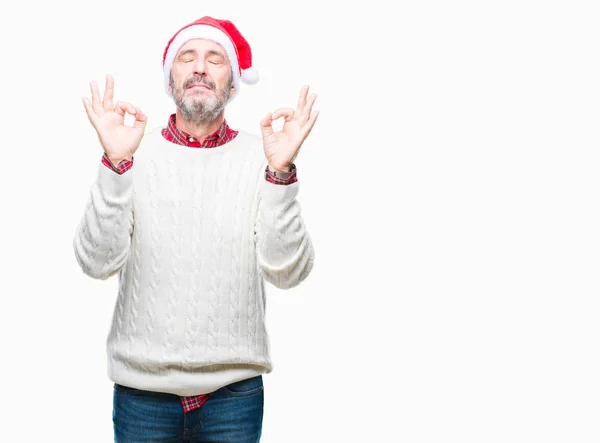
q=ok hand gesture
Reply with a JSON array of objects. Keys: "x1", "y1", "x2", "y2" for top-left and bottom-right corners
[
  {"x1": 82, "y1": 75, "x2": 147, "y2": 164},
  {"x1": 260, "y1": 86, "x2": 319, "y2": 172}
]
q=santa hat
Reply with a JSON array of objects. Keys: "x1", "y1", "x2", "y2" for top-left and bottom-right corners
[{"x1": 162, "y1": 16, "x2": 258, "y2": 102}]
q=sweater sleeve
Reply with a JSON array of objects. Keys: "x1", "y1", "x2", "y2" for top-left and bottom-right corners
[
  {"x1": 254, "y1": 178, "x2": 314, "y2": 289},
  {"x1": 73, "y1": 162, "x2": 134, "y2": 280}
]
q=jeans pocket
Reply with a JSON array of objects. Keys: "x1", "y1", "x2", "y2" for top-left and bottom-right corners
[{"x1": 221, "y1": 376, "x2": 264, "y2": 397}]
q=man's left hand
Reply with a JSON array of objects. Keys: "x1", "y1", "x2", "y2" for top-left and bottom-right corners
[{"x1": 259, "y1": 86, "x2": 319, "y2": 173}]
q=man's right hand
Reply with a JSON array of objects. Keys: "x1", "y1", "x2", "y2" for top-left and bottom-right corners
[{"x1": 83, "y1": 75, "x2": 147, "y2": 166}]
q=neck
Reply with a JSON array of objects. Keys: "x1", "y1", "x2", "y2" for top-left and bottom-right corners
[{"x1": 175, "y1": 109, "x2": 225, "y2": 142}]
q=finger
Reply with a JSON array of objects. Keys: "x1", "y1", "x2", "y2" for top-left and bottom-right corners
[
  {"x1": 90, "y1": 81, "x2": 103, "y2": 114},
  {"x1": 259, "y1": 113, "x2": 274, "y2": 138},
  {"x1": 133, "y1": 107, "x2": 148, "y2": 130},
  {"x1": 82, "y1": 97, "x2": 98, "y2": 126},
  {"x1": 297, "y1": 85, "x2": 309, "y2": 110},
  {"x1": 301, "y1": 109, "x2": 320, "y2": 137},
  {"x1": 102, "y1": 75, "x2": 115, "y2": 112},
  {"x1": 301, "y1": 93, "x2": 317, "y2": 121},
  {"x1": 305, "y1": 93, "x2": 317, "y2": 112},
  {"x1": 115, "y1": 101, "x2": 137, "y2": 118},
  {"x1": 271, "y1": 108, "x2": 295, "y2": 122}
]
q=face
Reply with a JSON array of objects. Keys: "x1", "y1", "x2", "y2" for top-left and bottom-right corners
[{"x1": 169, "y1": 38, "x2": 235, "y2": 124}]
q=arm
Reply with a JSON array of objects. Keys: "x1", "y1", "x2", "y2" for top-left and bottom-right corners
[
  {"x1": 254, "y1": 178, "x2": 314, "y2": 289},
  {"x1": 73, "y1": 163, "x2": 134, "y2": 280},
  {"x1": 74, "y1": 74, "x2": 146, "y2": 279},
  {"x1": 256, "y1": 85, "x2": 319, "y2": 288}
]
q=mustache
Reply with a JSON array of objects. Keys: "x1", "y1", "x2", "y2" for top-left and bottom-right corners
[{"x1": 184, "y1": 76, "x2": 215, "y2": 90}]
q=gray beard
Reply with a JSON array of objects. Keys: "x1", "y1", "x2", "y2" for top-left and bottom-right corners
[{"x1": 170, "y1": 74, "x2": 232, "y2": 125}]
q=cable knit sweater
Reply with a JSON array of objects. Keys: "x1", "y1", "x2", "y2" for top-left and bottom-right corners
[{"x1": 73, "y1": 127, "x2": 314, "y2": 396}]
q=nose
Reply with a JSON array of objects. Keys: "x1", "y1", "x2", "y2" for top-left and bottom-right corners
[{"x1": 192, "y1": 58, "x2": 208, "y2": 77}]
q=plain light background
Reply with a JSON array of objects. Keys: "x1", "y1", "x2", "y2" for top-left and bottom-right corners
[{"x1": 1, "y1": 0, "x2": 600, "y2": 441}]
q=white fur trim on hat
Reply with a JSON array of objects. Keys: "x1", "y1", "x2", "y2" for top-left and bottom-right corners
[
  {"x1": 163, "y1": 25, "x2": 241, "y2": 102},
  {"x1": 241, "y1": 67, "x2": 259, "y2": 85}
]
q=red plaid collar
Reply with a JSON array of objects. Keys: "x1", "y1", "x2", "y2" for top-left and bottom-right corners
[{"x1": 161, "y1": 113, "x2": 238, "y2": 148}]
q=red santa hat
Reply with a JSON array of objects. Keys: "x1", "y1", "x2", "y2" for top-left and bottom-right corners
[{"x1": 162, "y1": 16, "x2": 259, "y2": 102}]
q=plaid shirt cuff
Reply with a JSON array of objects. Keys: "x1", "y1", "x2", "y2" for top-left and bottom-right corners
[
  {"x1": 265, "y1": 164, "x2": 297, "y2": 185},
  {"x1": 102, "y1": 153, "x2": 134, "y2": 175}
]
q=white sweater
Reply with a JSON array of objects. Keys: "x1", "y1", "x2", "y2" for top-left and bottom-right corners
[{"x1": 73, "y1": 128, "x2": 314, "y2": 396}]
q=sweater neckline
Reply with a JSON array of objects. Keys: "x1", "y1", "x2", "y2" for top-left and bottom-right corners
[{"x1": 145, "y1": 126, "x2": 249, "y2": 155}]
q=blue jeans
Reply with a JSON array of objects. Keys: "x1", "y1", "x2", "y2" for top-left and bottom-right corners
[{"x1": 113, "y1": 375, "x2": 264, "y2": 442}]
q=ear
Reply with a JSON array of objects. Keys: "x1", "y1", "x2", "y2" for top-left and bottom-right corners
[{"x1": 168, "y1": 72, "x2": 174, "y2": 95}]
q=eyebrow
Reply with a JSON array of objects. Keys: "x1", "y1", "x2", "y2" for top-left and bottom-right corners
[
  {"x1": 177, "y1": 49, "x2": 197, "y2": 58},
  {"x1": 206, "y1": 50, "x2": 226, "y2": 59}
]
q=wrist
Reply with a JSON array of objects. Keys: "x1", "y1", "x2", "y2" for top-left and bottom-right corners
[
  {"x1": 267, "y1": 164, "x2": 291, "y2": 173},
  {"x1": 107, "y1": 154, "x2": 132, "y2": 167}
]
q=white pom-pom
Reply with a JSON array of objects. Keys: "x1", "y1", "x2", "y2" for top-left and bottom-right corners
[{"x1": 241, "y1": 67, "x2": 259, "y2": 85}]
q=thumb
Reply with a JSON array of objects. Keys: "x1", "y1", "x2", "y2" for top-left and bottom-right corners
[
  {"x1": 260, "y1": 113, "x2": 274, "y2": 139},
  {"x1": 133, "y1": 107, "x2": 147, "y2": 130}
]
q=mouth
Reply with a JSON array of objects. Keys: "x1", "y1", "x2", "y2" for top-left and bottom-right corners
[{"x1": 187, "y1": 83, "x2": 211, "y2": 90}]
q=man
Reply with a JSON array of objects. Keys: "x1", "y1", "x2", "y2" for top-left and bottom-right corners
[{"x1": 73, "y1": 16, "x2": 317, "y2": 442}]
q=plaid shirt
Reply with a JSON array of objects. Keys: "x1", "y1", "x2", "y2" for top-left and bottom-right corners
[
  {"x1": 102, "y1": 114, "x2": 298, "y2": 184},
  {"x1": 102, "y1": 114, "x2": 296, "y2": 413}
]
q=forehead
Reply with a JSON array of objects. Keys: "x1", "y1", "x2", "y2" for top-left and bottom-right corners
[{"x1": 177, "y1": 38, "x2": 227, "y2": 56}]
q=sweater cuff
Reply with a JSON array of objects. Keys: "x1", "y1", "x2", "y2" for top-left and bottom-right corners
[
  {"x1": 97, "y1": 158, "x2": 134, "y2": 198},
  {"x1": 259, "y1": 176, "x2": 299, "y2": 206}
]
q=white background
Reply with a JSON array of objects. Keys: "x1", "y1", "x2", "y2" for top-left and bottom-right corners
[{"x1": 1, "y1": 0, "x2": 599, "y2": 441}]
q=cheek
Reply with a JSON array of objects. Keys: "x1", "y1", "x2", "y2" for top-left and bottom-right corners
[
  {"x1": 170, "y1": 70, "x2": 181, "y2": 87},
  {"x1": 172, "y1": 65, "x2": 192, "y2": 84},
  {"x1": 210, "y1": 66, "x2": 232, "y2": 87}
]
